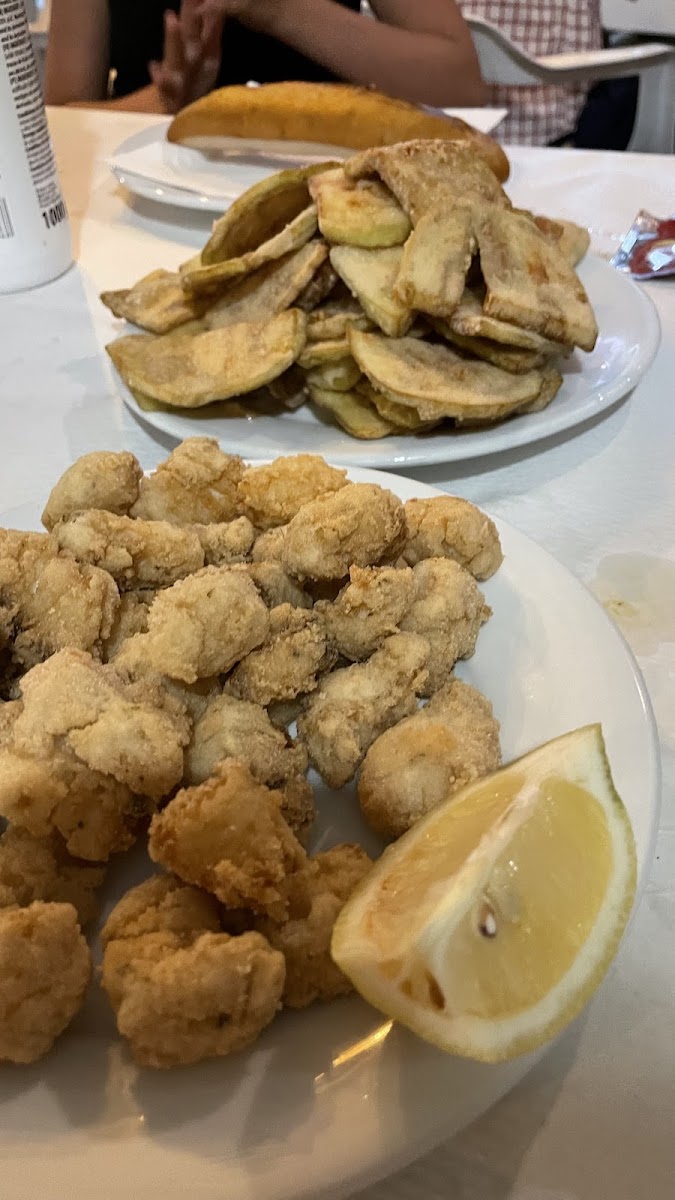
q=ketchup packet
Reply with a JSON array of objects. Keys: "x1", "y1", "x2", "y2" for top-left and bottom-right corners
[{"x1": 611, "y1": 211, "x2": 675, "y2": 279}]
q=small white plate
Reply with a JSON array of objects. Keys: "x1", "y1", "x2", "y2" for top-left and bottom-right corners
[
  {"x1": 107, "y1": 109, "x2": 508, "y2": 214},
  {"x1": 113, "y1": 256, "x2": 660, "y2": 469},
  {"x1": 0, "y1": 466, "x2": 660, "y2": 1200}
]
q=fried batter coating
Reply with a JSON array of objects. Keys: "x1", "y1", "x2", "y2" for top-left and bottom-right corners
[
  {"x1": 0, "y1": 529, "x2": 119, "y2": 669},
  {"x1": 101, "y1": 874, "x2": 221, "y2": 948},
  {"x1": 401, "y1": 496, "x2": 503, "y2": 580},
  {"x1": 401, "y1": 559, "x2": 490, "y2": 695},
  {"x1": 228, "y1": 603, "x2": 335, "y2": 705},
  {"x1": 110, "y1": 930, "x2": 285, "y2": 1068},
  {"x1": 149, "y1": 760, "x2": 308, "y2": 920},
  {"x1": 256, "y1": 843, "x2": 372, "y2": 1008},
  {"x1": 317, "y1": 565, "x2": 415, "y2": 660},
  {"x1": 185, "y1": 694, "x2": 315, "y2": 840},
  {"x1": 251, "y1": 524, "x2": 287, "y2": 564},
  {"x1": 0, "y1": 650, "x2": 190, "y2": 860},
  {"x1": 192, "y1": 516, "x2": 255, "y2": 565},
  {"x1": 41, "y1": 451, "x2": 143, "y2": 531},
  {"x1": 0, "y1": 826, "x2": 105, "y2": 925},
  {"x1": 102, "y1": 589, "x2": 155, "y2": 661},
  {"x1": 282, "y1": 483, "x2": 406, "y2": 581},
  {"x1": 131, "y1": 438, "x2": 245, "y2": 524},
  {"x1": 297, "y1": 632, "x2": 429, "y2": 788},
  {"x1": 229, "y1": 561, "x2": 312, "y2": 609},
  {"x1": 358, "y1": 678, "x2": 501, "y2": 839},
  {"x1": 0, "y1": 901, "x2": 91, "y2": 1063},
  {"x1": 116, "y1": 567, "x2": 269, "y2": 684},
  {"x1": 53, "y1": 510, "x2": 205, "y2": 589},
  {"x1": 238, "y1": 455, "x2": 347, "y2": 530}
]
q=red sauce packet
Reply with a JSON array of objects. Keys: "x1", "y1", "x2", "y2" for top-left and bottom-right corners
[{"x1": 611, "y1": 211, "x2": 675, "y2": 279}]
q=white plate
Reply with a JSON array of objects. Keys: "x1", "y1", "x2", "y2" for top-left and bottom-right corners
[
  {"x1": 114, "y1": 256, "x2": 660, "y2": 469},
  {"x1": 107, "y1": 110, "x2": 508, "y2": 214},
  {"x1": 0, "y1": 466, "x2": 659, "y2": 1200}
]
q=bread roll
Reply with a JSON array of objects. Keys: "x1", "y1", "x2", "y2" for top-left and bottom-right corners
[{"x1": 167, "y1": 82, "x2": 509, "y2": 183}]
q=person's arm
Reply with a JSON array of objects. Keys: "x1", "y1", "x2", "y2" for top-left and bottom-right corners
[
  {"x1": 44, "y1": 0, "x2": 111, "y2": 104},
  {"x1": 230, "y1": 0, "x2": 486, "y2": 108}
]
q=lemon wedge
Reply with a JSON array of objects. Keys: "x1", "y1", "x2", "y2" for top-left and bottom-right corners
[{"x1": 332, "y1": 725, "x2": 636, "y2": 1063}]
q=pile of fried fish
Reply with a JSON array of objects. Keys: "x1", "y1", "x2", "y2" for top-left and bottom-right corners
[{"x1": 103, "y1": 139, "x2": 598, "y2": 440}]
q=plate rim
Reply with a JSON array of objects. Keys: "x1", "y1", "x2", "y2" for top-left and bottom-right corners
[
  {"x1": 0, "y1": 466, "x2": 660, "y2": 1200},
  {"x1": 114, "y1": 256, "x2": 661, "y2": 469}
]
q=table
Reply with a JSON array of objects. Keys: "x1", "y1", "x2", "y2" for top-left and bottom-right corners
[{"x1": 3, "y1": 108, "x2": 675, "y2": 1200}]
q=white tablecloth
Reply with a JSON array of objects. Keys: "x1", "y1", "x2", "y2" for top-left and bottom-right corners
[{"x1": 2, "y1": 108, "x2": 674, "y2": 1200}]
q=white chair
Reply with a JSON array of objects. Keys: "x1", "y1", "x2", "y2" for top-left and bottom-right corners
[
  {"x1": 466, "y1": 16, "x2": 675, "y2": 152},
  {"x1": 602, "y1": 0, "x2": 675, "y2": 39}
]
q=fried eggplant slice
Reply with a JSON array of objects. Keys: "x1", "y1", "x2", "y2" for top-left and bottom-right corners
[
  {"x1": 182, "y1": 207, "x2": 319, "y2": 297},
  {"x1": 101, "y1": 269, "x2": 205, "y2": 334},
  {"x1": 309, "y1": 384, "x2": 397, "y2": 439},
  {"x1": 394, "y1": 205, "x2": 473, "y2": 317},
  {"x1": 203, "y1": 242, "x2": 328, "y2": 330},
  {"x1": 349, "y1": 329, "x2": 543, "y2": 422},
  {"x1": 344, "y1": 140, "x2": 509, "y2": 225},
  {"x1": 432, "y1": 320, "x2": 549, "y2": 374},
  {"x1": 201, "y1": 163, "x2": 334, "y2": 265},
  {"x1": 329, "y1": 245, "x2": 412, "y2": 338},
  {"x1": 449, "y1": 287, "x2": 565, "y2": 352},
  {"x1": 474, "y1": 206, "x2": 598, "y2": 351},
  {"x1": 305, "y1": 356, "x2": 362, "y2": 393},
  {"x1": 309, "y1": 167, "x2": 411, "y2": 248},
  {"x1": 107, "y1": 310, "x2": 307, "y2": 408}
]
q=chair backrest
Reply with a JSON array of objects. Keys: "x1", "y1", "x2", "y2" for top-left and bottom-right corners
[
  {"x1": 601, "y1": 0, "x2": 675, "y2": 37},
  {"x1": 465, "y1": 17, "x2": 546, "y2": 85}
]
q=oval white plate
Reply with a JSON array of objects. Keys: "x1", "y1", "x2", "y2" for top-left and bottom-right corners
[
  {"x1": 0, "y1": 466, "x2": 659, "y2": 1200},
  {"x1": 114, "y1": 257, "x2": 660, "y2": 469}
]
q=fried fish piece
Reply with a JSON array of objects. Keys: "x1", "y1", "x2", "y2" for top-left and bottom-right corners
[
  {"x1": 358, "y1": 677, "x2": 501, "y2": 839},
  {"x1": 345, "y1": 139, "x2": 509, "y2": 225},
  {"x1": 448, "y1": 287, "x2": 565, "y2": 353},
  {"x1": 394, "y1": 205, "x2": 473, "y2": 316},
  {"x1": 238, "y1": 454, "x2": 347, "y2": 529},
  {"x1": 201, "y1": 163, "x2": 333, "y2": 265},
  {"x1": 106, "y1": 928, "x2": 285, "y2": 1068},
  {"x1": 192, "y1": 517, "x2": 255, "y2": 565},
  {"x1": 42, "y1": 451, "x2": 143, "y2": 531},
  {"x1": 255, "y1": 843, "x2": 372, "y2": 1007},
  {"x1": 329, "y1": 244, "x2": 412, "y2": 338},
  {"x1": 0, "y1": 529, "x2": 120, "y2": 669},
  {"x1": 349, "y1": 329, "x2": 543, "y2": 422},
  {"x1": 297, "y1": 632, "x2": 429, "y2": 788},
  {"x1": 100, "y1": 874, "x2": 221, "y2": 950},
  {"x1": 53, "y1": 509, "x2": 205, "y2": 588},
  {"x1": 309, "y1": 166, "x2": 411, "y2": 248},
  {"x1": 282, "y1": 482, "x2": 406, "y2": 581},
  {"x1": 0, "y1": 902, "x2": 91, "y2": 1064},
  {"x1": 186, "y1": 693, "x2": 314, "y2": 839},
  {"x1": 401, "y1": 558, "x2": 490, "y2": 695},
  {"x1": 474, "y1": 206, "x2": 598, "y2": 351},
  {"x1": 117, "y1": 567, "x2": 269, "y2": 684},
  {"x1": 251, "y1": 524, "x2": 288, "y2": 564},
  {"x1": 0, "y1": 826, "x2": 105, "y2": 926},
  {"x1": 182, "y1": 207, "x2": 319, "y2": 297},
  {"x1": 402, "y1": 495, "x2": 502, "y2": 579},
  {"x1": 132, "y1": 437, "x2": 244, "y2": 524},
  {"x1": 229, "y1": 561, "x2": 312, "y2": 610},
  {"x1": 228, "y1": 603, "x2": 336, "y2": 705},
  {"x1": 317, "y1": 565, "x2": 415, "y2": 660},
  {"x1": 308, "y1": 384, "x2": 397, "y2": 439},
  {"x1": 101, "y1": 269, "x2": 205, "y2": 334},
  {"x1": 149, "y1": 759, "x2": 308, "y2": 920},
  {"x1": 203, "y1": 241, "x2": 328, "y2": 330},
  {"x1": 0, "y1": 649, "x2": 190, "y2": 859},
  {"x1": 101, "y1": 590, "x2": 154, "y2": 661},
  {"x1": 107, "y1": 310, "x2": 307, "y2": 408}
]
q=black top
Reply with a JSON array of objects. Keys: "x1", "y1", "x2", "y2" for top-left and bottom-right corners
[{"x1": 109, "y1": 0, "x2": 362, "y2": 99}]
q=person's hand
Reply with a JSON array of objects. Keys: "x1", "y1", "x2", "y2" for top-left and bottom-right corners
[{"x1": 149, "y1": 0, "x2": 225, "y2": 114}]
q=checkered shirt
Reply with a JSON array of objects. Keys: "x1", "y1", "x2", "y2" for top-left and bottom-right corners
[{"x1": 461, "y1": 1, "x2": 603, "y2": 145}]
